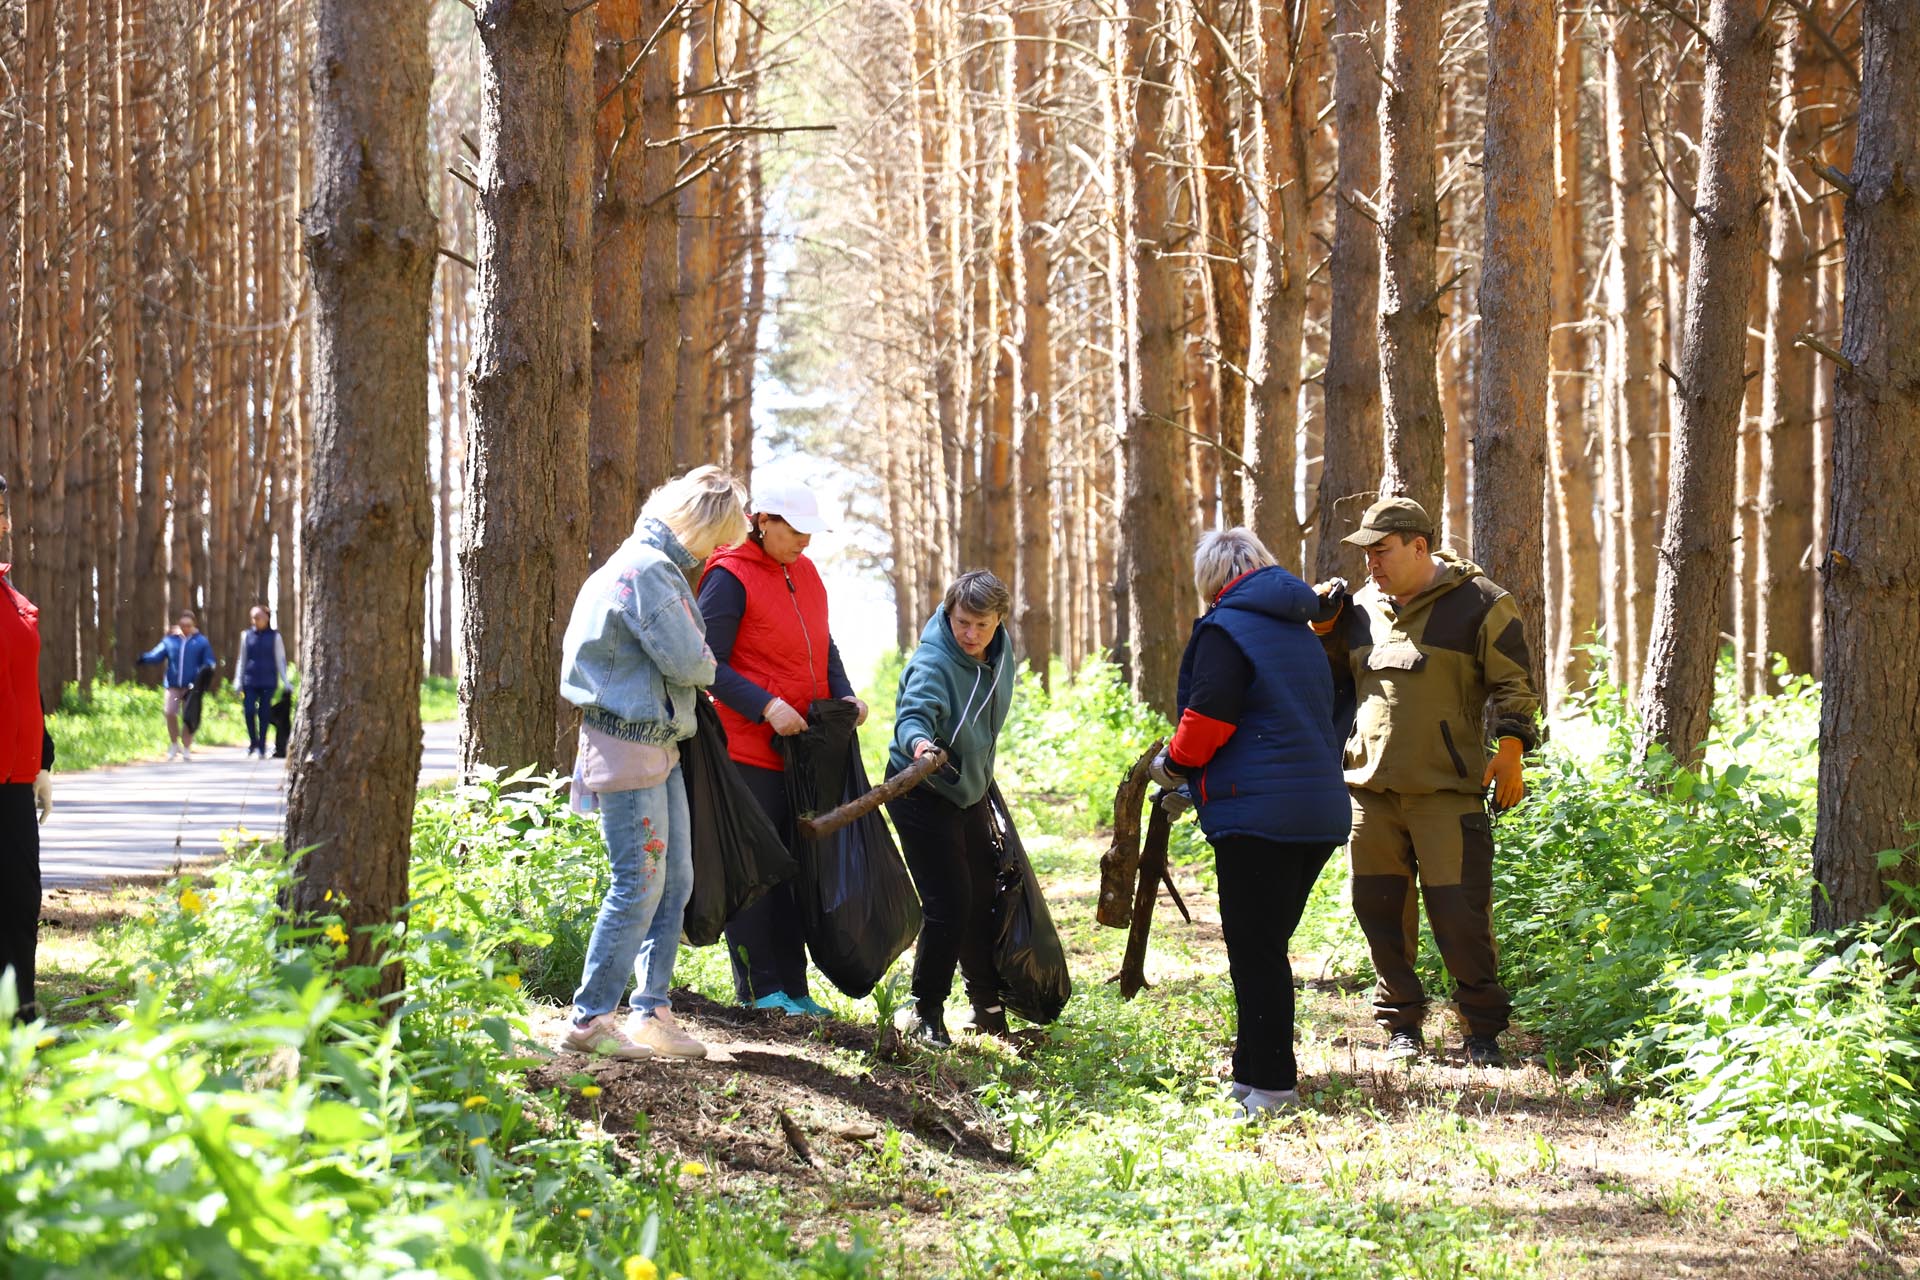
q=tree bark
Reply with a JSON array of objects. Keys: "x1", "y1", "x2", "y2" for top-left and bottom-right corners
[
  {"x1": 286, "y1": 0, "x2": 436, "y2": 995},
  {"x1": 1812, "y1": 0, "x2": 1920, "y2": 928},
  {"x1": 461, "y1": 0, "x2": 590, "y2": 777},
  {"x1": 1316, "y1": 0, "x2": 1384, "y2": 579},
  {"x1": 1635, "y1": 0, "x2": 1772, "y2": 767},
  {"x1": 635, "y1": 0, "x2": 680, "y2": 495},
  {"x1": 1472, "y1": 0, "x2": 1552, "y2": 703},
  {"x1": 1121, "y1": 0, "x2": 1186, "y2": 717},
  {"x1": 589, "y1": 0, "x2": 647, "y2": 567},
  {"x1": 1012, "y1": 0, "x2": 1054, "y2": 685},
  {"x1": 1375, "y1": 0, "x2": 1444, "y2": 517}
]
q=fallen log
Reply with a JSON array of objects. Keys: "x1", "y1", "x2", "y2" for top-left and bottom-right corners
[
  {"x1": 795, "y1": 748, "x2": 948, "y2": 841},
  {"x1": 1096, "y1": 741, "x2": 1162, "y2": 928}
]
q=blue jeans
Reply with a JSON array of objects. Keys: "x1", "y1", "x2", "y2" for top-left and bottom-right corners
[
  {"x1": 242, "y1": 687, "x2": 274, "y2": 752},
  {"x1": 571, "y1": 765, "x2": 692, "y2": 1022}
]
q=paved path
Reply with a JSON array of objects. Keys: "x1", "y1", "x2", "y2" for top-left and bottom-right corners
[{"x1": 40, "y1": 721, "x2": 460, "y2": 889}]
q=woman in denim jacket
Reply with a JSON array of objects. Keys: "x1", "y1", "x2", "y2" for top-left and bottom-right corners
[{"x1": 557, "y1": 466, "x2": 748, "y2": 1061}]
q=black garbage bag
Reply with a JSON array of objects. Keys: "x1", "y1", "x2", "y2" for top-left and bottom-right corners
[
  {"x1": 781, "y1": 699, "x2": 922, "y2": 998},
  {"x1": 986, "y1": 782, "x2": 1071, "y2": 1024},
  {"x1": 682, "y1": 695, "x2": 799, "y2": 947},
  {"x1": 270, "y1": 690, "x2": 293, "y2": 757}
]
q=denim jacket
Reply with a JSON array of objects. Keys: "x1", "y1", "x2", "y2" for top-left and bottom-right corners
[{"x1": 559, "y1": 518, "x2": 717, "y2": 744}]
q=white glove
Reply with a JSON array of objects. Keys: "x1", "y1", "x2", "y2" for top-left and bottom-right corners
[
  {"x1": 1148, "y1": 752, "x2": 1184, "y2": 790},
  {"x1": 32, "y1": 770, "x2": 51, "y2": 824}
]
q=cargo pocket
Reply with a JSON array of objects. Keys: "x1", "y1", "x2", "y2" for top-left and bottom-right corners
[
  {"x1": 1366, "y1": 642, "x2": 1427, "y2": 673},
  {"x1": 1459, "y1": 810, "x2": 1494, "y2": 890},
  {"x1": 1439, "y1": 720, "x2": 1469, "y2": 778}
]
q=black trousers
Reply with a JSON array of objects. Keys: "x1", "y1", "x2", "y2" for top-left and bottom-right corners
[
  {"x1": 1212, "y1": 835, "x2": 1337, "y2": 1092},
  {"x1": 242, "y1": 688, "x2": 273, "y2": 752},
  {"x1": 0, "y1": 783, "x2": 40, "y2": 1022},
  {"x1": 723, "y1": 761, "x2": 814, "y2": 1003},
  {"x1": 887, "y1": 782, "x2": 998, "y2": 1016}
]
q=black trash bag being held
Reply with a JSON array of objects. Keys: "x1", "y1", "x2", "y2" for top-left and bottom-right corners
[
  {"x1": 986, "y1": 782, "x2": 1071, "y2": 1024},
  {"x1": 781, "y1": 699, "x2": 922, "y2": 998},
  {"x1": 270, "y1": 690, "x2": 293, "y2": 757},
  {"x1": 682, "y1": 695, "x2": 799, "y2": 947}
]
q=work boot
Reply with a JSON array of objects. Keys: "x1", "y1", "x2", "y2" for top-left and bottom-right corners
[
  {"x1": 1462, "y1": 1034, "x2": 1506, "y2": 1068},
  {"x1": 1384, "y1": 1027, "x2": 1424, "y2": 1061},
  {"x1": 627, "y1": 1007, "x2": 707, "y2": 1060},
  {"x1": 969, "y1": 1004, "x2": 1010, "y2": 1038}
]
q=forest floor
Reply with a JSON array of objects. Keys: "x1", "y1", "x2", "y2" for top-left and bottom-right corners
[{"x1": 39, "y1": 836, "x2": 1920, "y2": 1278}]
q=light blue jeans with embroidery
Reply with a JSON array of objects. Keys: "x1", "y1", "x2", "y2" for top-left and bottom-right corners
[{"x1": 571, "y1": 765, "x2": 691, "y2": 1022}]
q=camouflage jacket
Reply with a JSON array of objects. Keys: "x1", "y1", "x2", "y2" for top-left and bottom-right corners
[{"x1": 1318, "y1": 554, "x2": 1540, "y2": 797}]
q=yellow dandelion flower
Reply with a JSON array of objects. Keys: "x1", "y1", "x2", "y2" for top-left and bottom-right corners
[
  {"x1": 934, "y1": 1185, "x2": 953, "y2": 1199},
  {"x1": 463, "y1": 1095, "x2": 489, "y2": 1110},
  {"x1": 679, "y1": 1160, "x2": 707, "y2": 1177},
  {"x1": 469, "y1": 1136, "x2": 487, "y2": 1147},
  {"x1": 179, "y1": 888, "x2": 204, "y2": 915},
  {"x1": 580, "y1": 1084, "x2": 603, "y2": 1099},
  {"x1": 35, "y1": 1033, "x2": 57, "y2": 1049},
  {"x1": 501, "y1": 972, "x2": 522, "y2": 989},
  {"x1": 623, "y1": 1258, "x2": 659, "y2": 1280},
  {"x1": 323, "y1": 889, "x2": 333, "y2": 902},
  {"x1": 323, "y1": 923, "x2": 349, "y2": 945},
  {"x1": 575, "y1": 1207, "x2": 593, "y2": 1219}
]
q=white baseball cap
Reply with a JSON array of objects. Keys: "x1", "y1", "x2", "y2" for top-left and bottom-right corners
[{"x1": 751, "y1": 476, "x2": 832, "y2": 535}]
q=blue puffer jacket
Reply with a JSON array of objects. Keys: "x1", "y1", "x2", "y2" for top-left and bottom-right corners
[{"x1": 1175, "y1": 567, "x2": 1352, "y2": 844}]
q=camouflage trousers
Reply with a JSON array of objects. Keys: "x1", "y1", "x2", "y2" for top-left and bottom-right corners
[{"x1": 1348, "y1": 786, "x2": 1511, "y2": 1038}]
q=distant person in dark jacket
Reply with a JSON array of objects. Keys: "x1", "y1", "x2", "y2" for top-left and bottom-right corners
[
  {"x1": 233, "y1": 605, "x2": 288, "y2": 759},
  {"x1": 0, "y1": 474, "x2": 55, "y2": 1022},
  {"x1": 696, "y1": 474, "x2": 864, "y2": 1016},
  {"x1": 886, "y1": 569, "x2": 1016, "y2": 1047},
  {"x1": 1151, "y1": 528, "x2": 1351, "y2": 1119},
  {"x1": 137, "y1": 611, "x2": 216, "y2": 761}
]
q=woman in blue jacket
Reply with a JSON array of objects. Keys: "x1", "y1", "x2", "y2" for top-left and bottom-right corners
[
  {"x1": 1151, "y1": 528, "x2": 1350, "y2": 1118},
  {"x1": 557, "y1": 465, "x2": 748, "y2": 1063},
  {"x1": 886, "y1": 569, "x2": 1016, "y2": 1047},
  {"x1": 137, "y1": 611, "x2": 216, "y2": 761}
]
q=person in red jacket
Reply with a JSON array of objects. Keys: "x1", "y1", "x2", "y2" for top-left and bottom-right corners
[
  {"x1": 0, "y1": 475, "x2": 55, "y2": 1022},
  {"x1": 696, "y1": 475, "x2": 865, "y2": 1015}
]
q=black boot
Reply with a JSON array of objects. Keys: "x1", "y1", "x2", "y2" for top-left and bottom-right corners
[
  {"x1": 908, "y1": 1002, "x2": 951, "y2": 1048},
  {"x1": 970, "y1": 1004, "x2": 1010, "y2": 1037}
]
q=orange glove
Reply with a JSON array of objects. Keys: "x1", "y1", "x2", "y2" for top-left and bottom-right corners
[{"x1": 1483, "y1": 736, "x2": 1525, "y2": 811}]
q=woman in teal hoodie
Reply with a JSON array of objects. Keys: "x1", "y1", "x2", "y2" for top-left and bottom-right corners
[{"x1": 886, "y1": 569, "x2": 1016, "y2": 1046}]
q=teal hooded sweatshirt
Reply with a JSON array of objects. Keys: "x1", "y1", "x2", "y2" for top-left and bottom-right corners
[{"x1": 888, "y1": 607, "x2": 1015, "y2": 808}]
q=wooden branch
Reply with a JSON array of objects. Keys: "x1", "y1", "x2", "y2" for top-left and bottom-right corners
[
  {"x1": 447, "y1": 165, "x2": 480, "y2": 195},
  {"x1": 1642, "y1": 0, "x2": 1713, "y2": 48},
  {"x1": 460, "y1": 131, "x2": 480, "y2": 160},
  {"x1": 1781, "y1": 0, "x2": 1860, "y2": 85},
  {"x1": 1159, "y1": 863, "x2": 1190, "y2": 924},
  {"x1": 437, "y1": 246, "x2": 477, "y2": 271},
  {"x1": 1096, "y1": 743, "x2": 1160, "y2": 928},
  {"x1": 1812, "y1": 161, "x2": 1856, "y2": 199},
  {"x1": 1640, "y1": 85, "x2": 1704, "y2": 227},
  {"x1": 1424, "y1": 267, "x2": 1468, "y2": 313},
  {"x1": 1116, "y1": 802, "x2": 1174, "y2": 1000},
  {"x1": 1658, "y1": 359, "x2": 1688, "y2": 396},
  {"x1": 1794, "y1": 332, "x2": 1854, "y2": 374},
  {"x1": 796, "y1": 749, "x2": 947, "y2": 841}
]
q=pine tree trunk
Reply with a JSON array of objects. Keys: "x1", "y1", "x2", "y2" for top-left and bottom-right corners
[
  {"x1": 1812, "y1": 0, "x2": 1920, "y2": 928},
  {"x1": 1376, "y1": 0, "x2": 1444, "y2": 516},
  {"x1": 462, "y1": 0, "x2": 590, "y2": 776},
  {"x1": 1472, "y1": 0, "x2": 1552, "y2": 703},
  {"x1": 286, "y1": 0, "x2": 436, "y2": 994},
  {"x1": 635, "y1": 0, "x2": 680, "y2": 495},
  {"x1": 1012, "y1": 0, "x2": 1054, "y2": 685},
  {"x1": 1635, "y1": 0, "x2": 1772, "y2": 767},
  {"x1": 1316, "y1": 0, "x2": 1384, "y2": 579},
  {"x1": 1121, "y1": 0, "x2": 1185, "y2": 716},
  {"x1": 1754, "y1": 13, "x2": 1820, "y2": 687},
  {"x1": 672, "y1": 4, "x2": 723, "y2": 470},
  {"x1": 589, "y1": 0, "x2": 647, "y2": 567}
]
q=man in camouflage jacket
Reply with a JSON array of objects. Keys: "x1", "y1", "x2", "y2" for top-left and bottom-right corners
[{"x1": 1313, "y1": 497, "x2": 1540, "y2": 1067}]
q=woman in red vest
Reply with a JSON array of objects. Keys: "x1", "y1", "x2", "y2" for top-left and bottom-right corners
[
  {"x1": 697, "y1": 475, "x2": 865, "y2": 1014},
  {"x1": 1, "y1": 474, "x2": 55, "y2": 1022}
]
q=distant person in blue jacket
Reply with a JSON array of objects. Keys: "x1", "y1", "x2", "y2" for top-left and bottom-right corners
[
  {"x1": 1150, "y1": 528, "x2": 1351, "y2": 1121},
  {"x1": 137, "y1": 611, "x2": 217, "y2": 761},
  {"x1": 232, "y1": 605, "x2": 288, "y2": 759}
]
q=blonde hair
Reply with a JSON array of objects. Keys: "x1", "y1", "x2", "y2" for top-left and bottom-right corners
[
  {"x1": 1193, "y1": 527, "x2": 1277, "y2": 601},
  {"x1": 639, "y1": 465, "x2": 749, "y2": 558}
]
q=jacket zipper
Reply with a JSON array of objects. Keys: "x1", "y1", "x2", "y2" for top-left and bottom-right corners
[
  {"x1": 784, "y1": 567, "x2": 821, "y2": 701},
  {"x1": 1439, "y1": 720, "x2": 1469, "y2": 778}
]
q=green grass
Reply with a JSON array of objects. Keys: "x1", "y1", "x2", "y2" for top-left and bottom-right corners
[{"x1": 47, "y1": 675, "x2": 460, "y2": 772}]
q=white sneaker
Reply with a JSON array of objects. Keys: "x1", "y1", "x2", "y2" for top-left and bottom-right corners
[
  {"x1": 1223, "y1": 1081, "x2": 1253, "y2": 1104},
  {"x1": 1233, "y1": 1087, "x2": 1302, "y2": 1120},
  {"x1": 627, "y1": 1007, "x2": 707, "y2": 1059},
  {"x1": 165, "y1": 743, "x2": 180, "y2": 761},
  {"x1": 561, "y1": 1013, "x2": 654, "y2": 1061},
  {"x1": 181, "y1": 746, "x2": 194, "y2": 762}
]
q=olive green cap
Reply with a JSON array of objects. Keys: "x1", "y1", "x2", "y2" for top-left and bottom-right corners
[{"x1": 1340, "y1": 496, "x2": 1435, "y2": 547}]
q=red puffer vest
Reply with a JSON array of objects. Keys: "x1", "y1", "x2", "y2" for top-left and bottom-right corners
[
  {"x1": 701, "y1": 540, "x2": 832, "y2": 771},
  {"x1": 0, "y1": 567, "x2": 44, "y2": 784}
]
